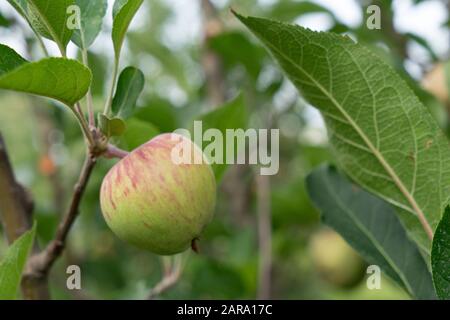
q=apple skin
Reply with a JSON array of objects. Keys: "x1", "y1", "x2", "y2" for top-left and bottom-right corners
[{"x1": 100, "y1": 133, "x2": 216, "y2": 255}]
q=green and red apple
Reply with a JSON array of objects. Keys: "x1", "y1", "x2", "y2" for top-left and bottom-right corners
[{"x1": 100, "y1": 133, "x2": 216, "y2": 255}]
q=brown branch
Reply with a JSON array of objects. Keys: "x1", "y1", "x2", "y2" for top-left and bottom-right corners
[
  {"x1": 256, "y1": 174, "x2": 272, "y2": 300},
  {"x1": 104, "y1": 143, "x2": 129, "y2": 159},
  {"x1": 201, "y1": 0, "x2": 226, "y2": 107},
  {"x1": 0, "y1": 133, "x2": 50, "y2": 299},
  {"x1": 147, "y1": 256, "x2": 183, "y2": 300},
  {"x1": 22, "y1": 152, "x2": 97, "y2": 299},
  {"x1": 0, "y1": 134, "x2": 33, "y2": 242}
]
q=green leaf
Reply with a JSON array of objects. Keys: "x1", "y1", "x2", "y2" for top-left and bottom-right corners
[
  {"x1": 307, "y1": 165, "x2": 436, "y2": 299},
  {"x1": 0, "y1": 44, "x2": 28, "y2": 76},
  {"x1": 431, "y1": 206, "x2": 450, "y2": 299},
  {"x1": 112, "y1": 0, "x2": 144, "y2": 60},
  {"x1": 121, "y1": 118, "x2": 160, "y2": 150},
  {"x1": 112, "y1": 66, "x2": 145, "y2": 119},
  {"x1": 6, "y1": 0, "x2": 29, "y2": 21},
  {"x1": 71, "y1": 0, "x2": 108, "y2": 49},
  {"x1": 0, "y1": 57, "x2": 92, "y2": 106},
  {"x1": 6, "y1": 0, "x2": 49, "y2": 47},
  {"x1": 235, "y1": 12, "x2": 450, "y2": 253},
  {"x1": 0, "y1": 223, "x2": 36, "y2": 300},
  {"x1": 27, "y1": 0, "x2": 75, "y2": 53},
  {"x1": 99, "y1": 114, "x2": 126, "y2": 138},
  {"x1": 192, "y1": 94, "x2": 248, "y2": 182}
]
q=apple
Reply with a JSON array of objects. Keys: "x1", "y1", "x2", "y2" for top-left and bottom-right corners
[
  {"x1": 100, "y1": 133, "x2": 216, "y2": 255},
  {"x1": 309, "y1": 229, "x2": 366, "y2": 288}
]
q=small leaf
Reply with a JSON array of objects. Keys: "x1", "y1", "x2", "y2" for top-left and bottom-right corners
[
  {"x1": 0, "y1": 223, "x2": 37, "y2": 300},
  {"x1": 0, "y1": 57, "x2": 91, "y2": 106},
  {"x1": 235, "y1": 12, "x2": 450, "y2": 253},
  {"x1": 71, "y1": 0, "x2": 108, "y2": 49},
  {"x1": 27, "y1": 0, "x2": 75, "y2": 53},
  {"x1": 99, "y1": 114, "x2": 126, "y2": 138},
  {"x1": 112, "y1": 0, "x2": 144, "y2": 60},
  {"x1": 112, "y1": 66, "x2": 145, "y2": 119},
  {"x1": 307, "y1": 165, "x2": 436, "y2": 299},
  {"x1": 0, "y1": 44, "x2": 28, "y2": 75},
  {"x1": 431, "y1": 206, "x2": 450, "y2": 299},
  {"x1": 192, "y1": 94, "x2": 248, "y2": 182}
]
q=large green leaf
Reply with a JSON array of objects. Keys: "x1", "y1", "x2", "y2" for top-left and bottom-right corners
[
  {"x1": 307, "y1": 165, "x2": 436, "y2": 299},
  {"x1": 112, "y1": 66, "x2": 145, "y2": 119},
  {"x1": 0, "y1": 224, "x2": 36, "y2": 300},
  {"x1": 192, "y1": 94, "x2": 248, "y2": 182},
  {"x1": 112, "y1": 0, "x2": 144, "y2": 60},
  {"x1": 0, "y1": 44, "x2": 28, "y2": 76},
  {"x1": 431, "y1": 207, "x2": 450, "y2": 299},
  {"x1": 0, "y1": 56, "x2": 92, "y2": 106},
  {"x1": 71, "y1": 0, "x2": 108, "y2": 49},
  {"x1": 235, "y1": 13, "x2": 450, "y2": 253},
  {"x1": 27, "y1": 0, "x2": 75, "y2": 53}
]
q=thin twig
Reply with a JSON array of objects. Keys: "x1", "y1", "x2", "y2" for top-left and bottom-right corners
[
  {"x1": 103, "y1": 60, "x2": 119, "y2": 115},
  {"x1": 147, "y1": 256, "x2": 183, "y2": 300},
  {"x1": 79, "y1": 31, "x2": 96, "y2": 128},
  {"x1": 256, "y1": 174, "x2": 272, "y2": 300},
  {"x1": 104, "y1": 144, "x2": 129, "y2": 159},
  {"x1": 73, "y1": 104, "x2": 94, "y2": 146},
  {"x1": 200, "y1": 0, "x2": 225, "y2": 108}
]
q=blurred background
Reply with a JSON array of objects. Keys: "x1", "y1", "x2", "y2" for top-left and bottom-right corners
[{"x1": 0, "y1": 0, "x2": 449, "y2": 299}]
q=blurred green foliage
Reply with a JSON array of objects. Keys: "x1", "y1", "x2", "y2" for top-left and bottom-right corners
[{"x1": 0, "y1": 0, "x2": 448, "y2": 299}]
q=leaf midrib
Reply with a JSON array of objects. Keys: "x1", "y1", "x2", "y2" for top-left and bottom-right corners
[
  {"x1": 116, "y1": 69, "x2": 140, "y2": 114},
  {"x1": 28, "y1": 0, "x2": 67, "y2": 54},
  {"x1": 258, "y1": 31, "x2": 433, "y2": 240}
]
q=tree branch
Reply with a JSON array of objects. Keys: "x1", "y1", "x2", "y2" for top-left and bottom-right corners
[
  {"x1": 147, "y1": 256, "x2": 183, "y2": 300},
  {"x1": 200, "y1": 0, "x2": 226, "y2": 107},
  {"x1": 256, "y1": 174, "x2": 272, "y2": 300},
  {"x1": 0, "y1": 133, "x2": 51, "y2": 299},
  {"x1": 0, "y1": 134, "x2": 33, "y2": 242},
  {"x1": 22, "y1": 152, "x2": 97, "y2": 299}
]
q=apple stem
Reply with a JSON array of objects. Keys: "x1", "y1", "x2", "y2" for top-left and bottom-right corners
[
  {"x1": 191, "y1": 238, "x2": 200, "y2": 254},
  {"x1": 105, "y1": 144, "x2": 130, "y2": 159}
]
